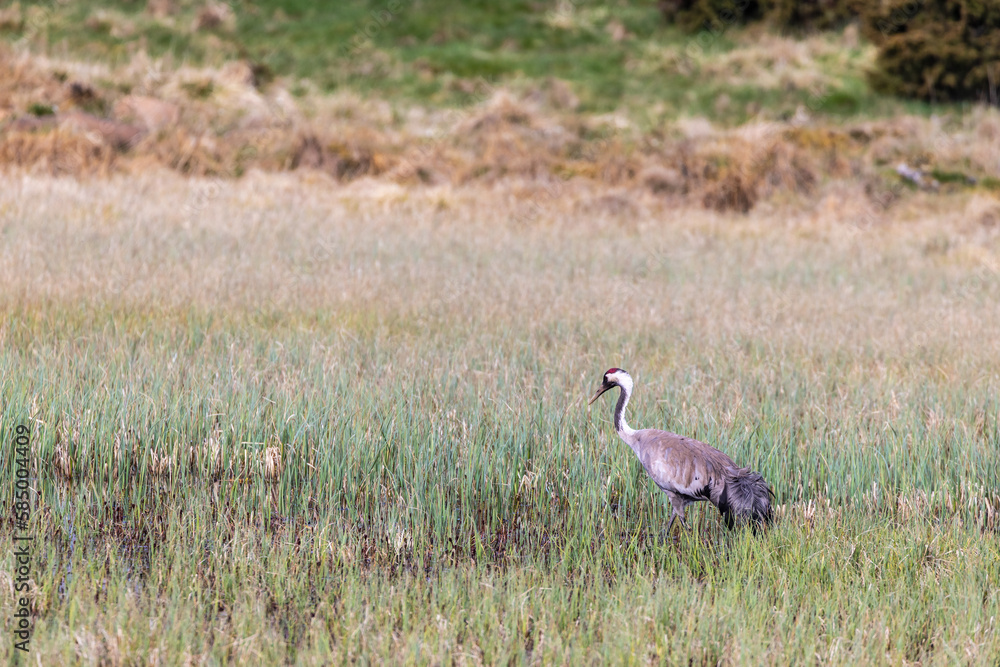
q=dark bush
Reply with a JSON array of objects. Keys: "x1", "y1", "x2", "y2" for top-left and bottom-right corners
[
  {"x1": 764, "y1": 0, "x2": 865, "y2": 32},
  {"x1": 656, "y1": 0, "x2": 763, "y2": 34},
  {"x1": 659, "y1": 0, "x2": 864, "y2": 33},
  {"x1": 863, "y1": 0, "x2": 1000, "y2": 103},
  {"x1": 657, "y1": 0, "x2": 1000, "y2": 104}
]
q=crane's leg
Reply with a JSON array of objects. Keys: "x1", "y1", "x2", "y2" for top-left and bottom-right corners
[
  {"x1": 663, "y1": 492, "x2": 690, "y2": 539},
  {"x1": 669, "y1": 495, "x2": 689, "y2": 531},
  {"x1": 665, "y1": 509, "x2": 687, "y2": 544}
]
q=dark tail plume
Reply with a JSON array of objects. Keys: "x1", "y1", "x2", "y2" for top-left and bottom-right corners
[{"x1": 716, "y1": 467, "x2": 773, "y2": 531}]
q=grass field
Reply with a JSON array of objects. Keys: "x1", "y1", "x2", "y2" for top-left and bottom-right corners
[
  {"x1": 1, "y1": 172, "x2": 999, "y2": 663},
  {"x1": 2, "y1": 0, "x2": 1000, "y2": 663}
]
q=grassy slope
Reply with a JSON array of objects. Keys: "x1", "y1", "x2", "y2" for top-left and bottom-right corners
[
  {"x1": 3, "y1": 0, "x2": 941, "y2": 125},
  {"x1": 0, "y1": 175, "x2": 998, "y2": 663}
]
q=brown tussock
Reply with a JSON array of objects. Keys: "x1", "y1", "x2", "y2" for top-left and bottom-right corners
[
  {"x1": 1, "y1": 48, "x2": 999, "y2": 214},
  {"x1": 263, "y1": 444, "x2": 283, "y2": 481},
  {"x1": 53, "y1": 442, "x2": 73, "y2": 481},
  {"x1": 52, "y1": 422, "x2": 79, "y2": 481},
  {"x1": 148, "y1": 449, "x2": 172, "y2": 478}
]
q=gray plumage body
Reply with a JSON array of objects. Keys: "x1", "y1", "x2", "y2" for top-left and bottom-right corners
[{"x1": 590, "y1": 368, "x2": 772, "y2": 532}]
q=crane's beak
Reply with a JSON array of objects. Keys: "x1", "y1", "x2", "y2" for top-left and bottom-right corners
[{"x1": 588, "y1": 382, "x2": 613, "y2": 405}]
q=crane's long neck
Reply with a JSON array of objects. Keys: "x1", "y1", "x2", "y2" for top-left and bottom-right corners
[{"x1": 613, "y1": 379, "x2": 637, "y2": 444}]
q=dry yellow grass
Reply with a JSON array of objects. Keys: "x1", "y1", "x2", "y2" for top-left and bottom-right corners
[
  {"x1": 2, "y1": 47, "x2": 999, "y2": 216},
  {"x1": 1, "y1": 170, "x2": 997, "y2": 351}
]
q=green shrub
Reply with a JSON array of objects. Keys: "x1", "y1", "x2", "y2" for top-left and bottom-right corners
[
  {"x1": 659, "y1": 0, "x2": 1000, "y2": 105},
  {"x1": 863, "y1": 0, "x2": 1000, "y2": 102},
  {"x1": 28, "y1": 103, "x2": 55, "y2": 116}
]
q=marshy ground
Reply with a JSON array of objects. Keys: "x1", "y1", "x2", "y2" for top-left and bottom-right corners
[
  {"x1": 1, "y1": 173, "x2": 999, "y2": 663},
  {"x1": 2, "y1": 1, "x2": 1000, "y2": 663}
]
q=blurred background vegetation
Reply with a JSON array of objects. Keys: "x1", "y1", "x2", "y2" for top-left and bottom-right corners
[
  {"x1": 664, "y1": 0, "x2": 1000, "y2": 104},
  {"x1": 2, "y1": 0, "x2": 998, "y2": 203},
  {"x1": 2, "y1": 0, "x2": 998, "y2": 119}
]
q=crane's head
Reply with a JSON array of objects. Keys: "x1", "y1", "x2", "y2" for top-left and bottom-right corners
[{"x1": 588, "y1": 368, "x2": 632, "y2": 405}]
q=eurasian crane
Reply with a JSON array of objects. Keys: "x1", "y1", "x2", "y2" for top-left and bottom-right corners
[{"x1": 589, "y1": 368, "x2": 773, "y2": 532}]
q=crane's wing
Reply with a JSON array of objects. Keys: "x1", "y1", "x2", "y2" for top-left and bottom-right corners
[{"x1": 630, "y1": 429, "x2": 737, "y2": 502}]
